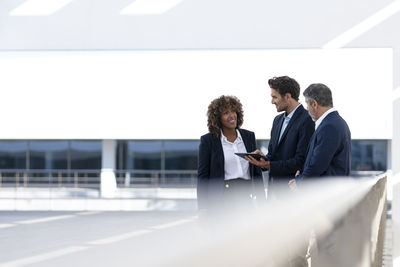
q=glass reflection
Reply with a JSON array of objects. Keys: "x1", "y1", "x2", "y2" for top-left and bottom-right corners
[
  {"x1": 351, "y1": 140, "x2": 387, "y2": 171},
  {"x1": 0, "y1": 139, "x2": 389, "y2": 175},
  {"x1": 29, "y1": 141, "x2": 68, "y2": 169},
  {"x1": 70, "y1": 141, "x2": 101, "y2": 169},
  {"x1": 256, "y1": 140, "x2": 270, "y2": 155},
  {"x1": 164, "y1": 141, "x2": 199, "y2": 170},
  {"x1": 0, "y1": 141, "x2": 27, "y2": 169},
  {"x1": 127, "y1": 141, "x2": 162, "y2": 170}
]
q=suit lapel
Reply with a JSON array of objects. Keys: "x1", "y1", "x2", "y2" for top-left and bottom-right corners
[
  {"x1": 239, "y1": 129, "x2": 254, "y2": 178},
  {"x1": 213, "y1": 134, "x2": 224, "y2": 166},
  {"x1": 277, "y1": 105, "x2": 303, "y2": 146},
  {"x1": 305, "y1": 110, "x2": 336, "y2": 157},
  {"x1": 273, "y1": 115, "x2": 285, "y2": 148},
  {"x1": 304, "y1": 112, "x2": 338, "y2": 168},
  {"x1": 239, "y1": 129, "x2": 251, "y2": 152}
]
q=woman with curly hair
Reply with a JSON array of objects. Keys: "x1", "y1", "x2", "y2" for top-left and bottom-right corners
[{"x1": 197, "y1": 95, "x2": 265, "y2": 214}]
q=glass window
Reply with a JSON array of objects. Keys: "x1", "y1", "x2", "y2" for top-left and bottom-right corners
[
  {"x1": 164, "y1": 141, "x2": 199, "y2": 170},
  {"x1": 256, "y1": 140, "x2": 270, "y2": 155},
  {"x1": 256, "y1": 140, "x2": 388, "y2": 172},
  {"x1": 29, "y1": 141, "x2": 68, "y2": 169},
  {"x1": 351, "y1": 140, "x2": 387, "y2": 171},
  {"x1": 126, "y1": 141, "x2": 162, "y2": 170},
  {"x1": 0, "y1": 141, "x2": 27, "y2": 169},
  {"x1": 70, "y1": 141, "x2": 101, "y2": 169}
]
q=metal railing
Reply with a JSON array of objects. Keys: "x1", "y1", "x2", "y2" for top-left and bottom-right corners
[
  {"x1": 0, "y1": 169, "x2": 381, "y2": 190},
  {"x1": 0, "y1": 169, "x2": 197, "y2": 188},
  {"x1": 0, "y1": 169, "x2": 101, "y2": 189},
  {"x1": 115, "y1": 170, "x2": 197, "y2": 188}
]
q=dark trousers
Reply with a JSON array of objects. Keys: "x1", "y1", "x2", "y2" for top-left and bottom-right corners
[
  {"x1": 267, "y1": 178, "x2": 292, "y2": 201},
  {"x1": 199, "y1": 178, "x2": 257, "y2": 238},
  {"x1": 222, "y1": 178, "x2": 254, "y2": 209},
  {"x1": 203, "y1": 178, "x2": 255, "y2": 228}
]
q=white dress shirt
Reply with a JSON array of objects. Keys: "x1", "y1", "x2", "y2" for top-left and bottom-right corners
[
  {"x1": 315, "y1": 107, "x2": 337, "y2": 130},
  {"x1": 220, "y1": 129, "x2": 251, "y2": 181}
]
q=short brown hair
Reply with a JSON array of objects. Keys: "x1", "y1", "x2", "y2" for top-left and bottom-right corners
[{"x1": 268, "y1": 76, "x2": 300, "y2": 101}]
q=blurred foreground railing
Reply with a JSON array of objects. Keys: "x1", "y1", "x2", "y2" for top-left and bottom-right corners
[
  {"x1": 161, "y1": 174, "x2": 387, "y2": 267},
  {"x1": 312, "y1": 175, "x2": 387, "y2": 267}
]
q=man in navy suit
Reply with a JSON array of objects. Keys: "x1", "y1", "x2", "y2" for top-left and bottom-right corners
[
  {"x1": 246, "y1": 76, "x2": 314, "y2": 267},
  {"x1": 246, "y1": 76, "x2": 314, "y2": 198},
  {"x1": 291, "y1": 83, "x2": 351, "y2": 184}
]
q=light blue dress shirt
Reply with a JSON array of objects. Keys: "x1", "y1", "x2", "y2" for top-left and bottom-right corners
[{"x1": 278, "y1": 104, "x2": 301, "y2": 143}]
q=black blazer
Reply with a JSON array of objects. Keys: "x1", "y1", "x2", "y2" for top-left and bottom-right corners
[
  {"x1": 267, "y1": 104, "x2": 315, "y2": 180},
  {"x1": 298, "y1": 111, "x2": 351, "y2": 179},
  {"x1": 197, "y1": 129, "x2": 265, "y2": 210}
]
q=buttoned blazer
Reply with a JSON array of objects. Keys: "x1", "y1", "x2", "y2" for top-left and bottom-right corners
[
  {"x1": 197, "y1": 129, "x2": 265, "y2": 210},
  {"x1": 267, "y1": 104, "x2": 315, "y2": 180},
  {"x1": 298, "y1": 111, "x2": 351, "y2": 179}
]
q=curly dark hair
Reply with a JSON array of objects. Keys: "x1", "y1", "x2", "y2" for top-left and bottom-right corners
[
  {"x1": 268, "y1": 76, "x2": 300, "y2": 101},
  {"x1": 207, "y1": 95, "x2": 244, "y2": 138}
]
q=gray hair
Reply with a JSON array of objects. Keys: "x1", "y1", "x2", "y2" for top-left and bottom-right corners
[{"x1": 303, "y1": 83, "x2": 333, "y2": 107}]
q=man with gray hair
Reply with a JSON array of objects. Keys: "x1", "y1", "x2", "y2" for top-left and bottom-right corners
[{"x1": 291, "y1": 83, "x2": 351, "y2": 184}]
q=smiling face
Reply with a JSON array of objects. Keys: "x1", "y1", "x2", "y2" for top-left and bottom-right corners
[
  {"x1": 270, "y1": 88, "x2": 289, "y2": 113},
  {"x1": 220, "y1": 107, "x2": 237, "y2": 131}
]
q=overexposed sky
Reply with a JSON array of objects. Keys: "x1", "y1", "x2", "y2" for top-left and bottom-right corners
[{"x1": 0, "y1": 48, "x2": 392, "y2": 139}]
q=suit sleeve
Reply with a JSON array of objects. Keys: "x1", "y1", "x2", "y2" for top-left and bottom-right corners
[
  {"x1": 269, "y1": 117, "x2": 314, "y2": 176},
  {"x1": 300, "y1": 124, "x2": 341, "y2": 178},
  {"x1": 197, "y1": 135, "x2": 211, "y2": 210}
]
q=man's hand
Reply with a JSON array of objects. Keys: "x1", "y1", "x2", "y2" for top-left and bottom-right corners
[
  {"x1": 288, "y1": 179, "x2": 297, "y2": 191},
  {"x1": 288, "y1": 170, "x2": 301, "y2": 191},
  {"x1": 245, "y1": 150, "x2": 270, "y2": 169}
]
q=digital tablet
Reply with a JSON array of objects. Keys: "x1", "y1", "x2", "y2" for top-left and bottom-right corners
[{"x1": 234, "y1": 153, "x2": 268, "y2": 161}]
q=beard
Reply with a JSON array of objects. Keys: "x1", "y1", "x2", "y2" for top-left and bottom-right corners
[{"x1": 277, "y1": 103, "x2": 289, "y2": 113}]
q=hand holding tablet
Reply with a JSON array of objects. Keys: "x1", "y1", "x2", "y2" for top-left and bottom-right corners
[{"x1": 235, "y1": 153, "x2": 268, "y2": 161}]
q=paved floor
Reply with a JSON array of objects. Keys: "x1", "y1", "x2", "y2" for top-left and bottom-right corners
[
  {"x1": 383, "y1": 219, "x2": 393, "y2": 267},
  {"x1": 0, "y1": 211, "x2": 201, "y2": 267},
  {"x1": 0, "y1": 210, "x2": 394, "y2": 266},
  {"x1": 0, "y1": 187, "x2": 197, "y2": 211}
]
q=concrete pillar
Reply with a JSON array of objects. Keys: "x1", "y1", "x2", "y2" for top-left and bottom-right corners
[{"x1": 100, "y1": 139, "x2": 117, "y2": 198}]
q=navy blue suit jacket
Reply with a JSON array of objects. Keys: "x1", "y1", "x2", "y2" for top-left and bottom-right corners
[
  {"x1": 298, "y1": 111, "x2": 351, "y2": 179},
  {"x1": 267, "y1": 104, "x2": 315, "y2": 180},
  {"x1": 197, "y1": 129, "x2": 265, "y2": 210}
]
